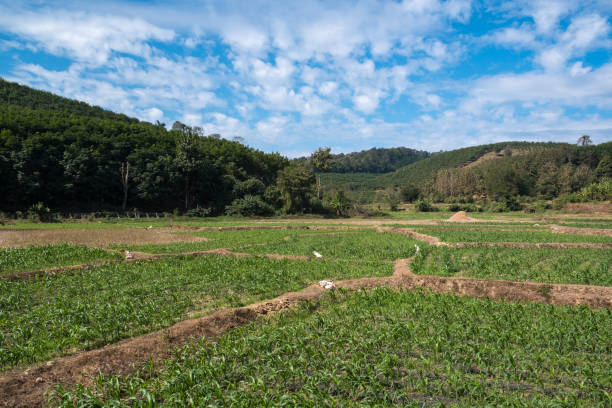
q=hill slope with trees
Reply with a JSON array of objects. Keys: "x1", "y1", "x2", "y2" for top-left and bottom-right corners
[{"x1": 0, "y1": 78, "x2": 288, "y2": 214}]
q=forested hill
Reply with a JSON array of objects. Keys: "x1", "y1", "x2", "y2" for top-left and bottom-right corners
[
  {"x1": 0, "y1": 78, "x2": 288, "y2": 213},
  {"x1": 0, "y1": 78, "x2": 137, "y2": 123},
  {"x1": 374, "y1": 142, "x2": 565, "y2": 188},
  {"x1": 294, "y1": 147, "x2": 429, "y2": 173}
]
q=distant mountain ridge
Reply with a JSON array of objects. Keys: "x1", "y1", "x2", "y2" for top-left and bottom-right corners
[{"x1": 294, "y1": 146, "x2": 430, "y2": 173}]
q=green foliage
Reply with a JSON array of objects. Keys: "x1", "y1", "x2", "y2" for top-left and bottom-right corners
[
  {"x1": 412, "y1": 246, "x2": 612, "y2": 286},
  {"x1": 0, "y1": 244, "x2": 121, "y2": 274},
  {"x1": 0, "y1": 78, "x2": 288, "y2": 213},
  {"x1": 309, "y1": 147, "x2": 333, "y2": 172},
  {"x1": 232, "y1": 177, "x2": 266, "y2": 198},
  {"x1": 399, "y1": 183, "x2": 420, "y2": 202},
  {"x1": 185, "y1": 205, "x2": 211, "y2": 217},
  {"x1": 51, "y1": 289, "x2": 612, "y2": 406},
  {"x1": 578, "y1": 179, "x2": 612, "y2": 201},
  {"x1": 276, "y1": 164, "x2": 316, "y2": 213},
  {"x1": 328, "y1": 190, "x2": 352, "y2": 216},
  {"x1": 296, "y1": 147, "x2": 429, "y2": 173},
  {"x1": 225, "y1": 195, "x2": 274, "y2": 216},
  {"x1": 0, "y1": 255, "x2": 389, "y2": 369},
  {"x1": 414, "y1": 199, "x2": 436, "y2": 212},
  {"x1": 26, "y1": 201, "x2": 52, "y2": 222}
]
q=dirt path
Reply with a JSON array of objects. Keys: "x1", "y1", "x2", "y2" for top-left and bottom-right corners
[{"x1": 2, "y1": 254, "x2": 611, "y2": 408}]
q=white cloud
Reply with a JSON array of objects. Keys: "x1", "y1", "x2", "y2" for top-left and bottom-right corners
[{"x1": 0, "y1": 10, "x2": 174, "y2": 65}]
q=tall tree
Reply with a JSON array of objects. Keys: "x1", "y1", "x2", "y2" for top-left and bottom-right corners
[
  {"x1": 276, "y1": 163, "x2": 315, "y2": 213},
  {"x1": 175, "y1": 127, "x2": 202, "y2": 211},
  {"x1": 310, "y1": 147, "x2": 333, "y2": 199},
  {"x1": 577, "y1": 135, "x2": 593, "y2": 146},
  {"x1": 120, "y1": 161, "x2": 130, "y2": 212}
]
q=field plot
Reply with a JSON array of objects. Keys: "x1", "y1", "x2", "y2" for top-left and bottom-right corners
[
  {"x1": 411, "y1": 227, "x2": 612, "y2": 244},
  {"x1": 242, "y1": 230, "x2": 420, "y2": 261},
  {"x1": 412, "y1": 246, "x2": 612, "y2": 286},
  {"x1": 117, "y1": 228, "x2": 361, "y2": 254},
  {"x1": 1, "y1": 215, "x2": 611, "y2": 408},
  {"x1": 50, "y1": 288, "x2": 612, "y2": 407},
  {"x1": 0, "y1": 244, "x2": 121, "y2": 274},
  {"x1": 0, "y1": 255, "x2": 390, "y2": 370}
]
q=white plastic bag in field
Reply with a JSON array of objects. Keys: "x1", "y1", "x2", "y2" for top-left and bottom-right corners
[
  {"x1": 318, "y1": 280, "x2": 335, "y2": 290},
  {"x1": 414, "y1": 244, "x2": 420, "y2": 253},
  {"x1": 125, "y1": 251, "x2": 134, "y2": 260},
  {"x1": 313, "y1": 251, "x2": 323, "y2": 258}
]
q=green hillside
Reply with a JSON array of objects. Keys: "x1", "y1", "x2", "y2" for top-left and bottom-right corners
[
  {"x1": 0, "y1": 78, "x2": 287, "y2": 213},
  {"x1": 294, "y1": 146, "x2": 429, "y2": 173},
  {"x1": 375, "y1": 141, "x2": 568, "y2": 188}
]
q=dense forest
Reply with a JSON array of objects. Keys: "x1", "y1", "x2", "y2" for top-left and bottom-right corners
[
  {"x1": 1, "y1": 78, "x2": 610, "y2": 217},
  {"x1": 0, "y1": 78, "x2": 288, "y2": 214},
  {"x1": 294, "y1": 147, "x2": 429, "y2": 173}
]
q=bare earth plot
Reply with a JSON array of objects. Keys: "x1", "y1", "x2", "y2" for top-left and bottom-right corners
[{"x1": 0, "y1": 215, "x2": 610, "y2": 407}]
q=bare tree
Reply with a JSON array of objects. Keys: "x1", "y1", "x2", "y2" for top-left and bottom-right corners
[{"x1": 120, "y1": 161, "x2": 130, "y2": 212}]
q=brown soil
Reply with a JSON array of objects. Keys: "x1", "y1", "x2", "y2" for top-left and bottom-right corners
[
  {"x1": 0, "y1": 227, "x2": 207, "y2": 248},
  {"x1": 446, "y1": 211, "x2": 478, "y2": 223},
  {"x1": 2, "y1": 254, "x2": 610, "y2": 408},
  {"x1": 381, "y1": 227, "x2": 444, "y2": 246},
  {"x1": 550, "y1": 225, "x2": 612, "y2": 237}
]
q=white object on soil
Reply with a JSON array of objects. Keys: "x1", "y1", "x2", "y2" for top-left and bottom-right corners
[
  {"x1": 319, "y1": 280, "x2": 335, "y2": 290},
  {"x1": 313, "y1": 251, "x2": 323, "y2": 258},
  {"x1": 125, "y1": 251, "x2": 134, "y2": 260}
]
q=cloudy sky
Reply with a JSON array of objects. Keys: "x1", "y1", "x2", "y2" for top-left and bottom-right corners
[{"x1": 1, "y1": 0, "x2": 611, "y2": 156}]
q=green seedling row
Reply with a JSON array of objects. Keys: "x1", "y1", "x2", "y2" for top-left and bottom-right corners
[
  {"x1": 0, "y1": 244, "x2": 121, "y2": 274},
  {"x1": 0, "y1": 255, "x2": 390, "y2": 370},
  {"x1": 411, "y1": 246, "x2": 612, "y2": 286},
  {"x1": 243, "y1": 231, "x2": 420, "y2": 262},
  {"x1": 50, "y1": 288, "x2": 612, "y2": 407},
  {"x1": 118, "y1": 229, "x2": 366, "y2": 254},
  {"x1": 412, "y1": 228, "x2": 612, "y2": 244}
]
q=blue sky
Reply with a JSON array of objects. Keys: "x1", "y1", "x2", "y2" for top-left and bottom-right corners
[{"x1": 1, "y1": 0, "x2": 611, "y2": 157}]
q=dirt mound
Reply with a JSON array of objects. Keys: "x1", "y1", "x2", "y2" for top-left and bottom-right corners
[{"x1": 447, "y1": 211, "x2": 477, "y2": 223}]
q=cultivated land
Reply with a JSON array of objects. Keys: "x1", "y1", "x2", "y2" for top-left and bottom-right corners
[{"x1": 0, "y1": 210, "x2": 611, "y2": 407}]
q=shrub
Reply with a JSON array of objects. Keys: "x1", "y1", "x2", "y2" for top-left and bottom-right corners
[
  {"x1": 225, "y1": 195, "x2": 274, "y2": 216},
  {"x1": 415, "y1": 199, "x2": 436, "y2": 212},
  {"x1": 578, "y1": 180, "x2": 612, "y2": 201},
  {"x1": 27, "y1": 202, "x2": 52, "y2": 222},
  {"x1": 186, "y1": 205, "x2": 212, "y2": 217}
]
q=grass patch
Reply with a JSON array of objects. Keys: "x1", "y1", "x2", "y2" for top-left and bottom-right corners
[
  {"x1": 50, "y1": 288, "x2": 612, "y2": 407},
  {"x1": 411, "y1": 246, "x2": 612, "y2": 286},
  {"x1": 0, "y1": 244, "x2": 121, "y2": 274},
  {"x1": 0, "y1": 255, "x2": 390, "y2": 370}
]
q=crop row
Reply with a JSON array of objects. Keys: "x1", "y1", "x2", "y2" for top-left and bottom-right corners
[
  {"x1": 243, "y1": 230, "x2": 420, "y2": 262},
  {"x1": 50, "y1": 288, "x2": 612, "y2": 407},
  {"x1": 116, "y1": 228, "x2": 361, "y2": 254},
  {"x1": 0, "y1": 243, "x2": 121, "y2": 274},
  {"x1": 0, "y1": 255, "x2": 390, "y2": 370},
  {"x1": 412, "y1": 228, "x2": 612, "y2": 243},
  {"x1": 411, "y1": 246, "x2": 612, "y2": 286}
]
